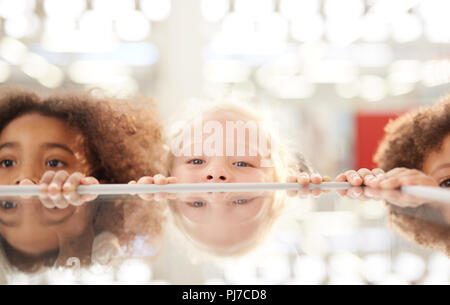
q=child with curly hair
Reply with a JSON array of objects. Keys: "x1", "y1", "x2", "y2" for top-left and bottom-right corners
[
  {"x1": 0, "y1": 87, "x2": 167, "y2": 273},
  {"x1": 336, "y1": 94, "x2": 450, "y2": 189},
  {"x1": 337, "y1": 95, "x2": 450, "y2": 257}
]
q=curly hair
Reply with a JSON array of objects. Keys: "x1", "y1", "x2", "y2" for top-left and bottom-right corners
[
  {"x1": 0, "y1": 86, "x2": 168, "y2": 272},
  {"x1": 388, "y1": 204, "x2": 450, "y2": 256},
  {"x1": 0, "y1": 87, "x2": 167, "y2": 180},
  {"x1": 374, "y1": 95, "x2": 450, "y2": 171}
]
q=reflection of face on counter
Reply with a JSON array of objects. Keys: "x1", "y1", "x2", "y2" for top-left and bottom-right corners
[
  {"x1": 0, "y1": 197, "x2": 96, "y2": 271},
  {"x1": 169, "y1": 191, "x2": 278, "y2": 256},
  {"x1": 387, "y1": 200, "x2": 450, "y2": 257}
]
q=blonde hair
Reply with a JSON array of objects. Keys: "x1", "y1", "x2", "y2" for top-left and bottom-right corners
[
  {"x1": 163, "y1": 99, "x2": 312, "y2": 260},
  {"x1": 166, "y1": 98, "x2": 312, "y2": 180}
]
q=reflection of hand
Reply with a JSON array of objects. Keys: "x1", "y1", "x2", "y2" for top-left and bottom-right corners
[
  {"x1": 336, "y1": 186, "x2": 368, "y2": 200},
  {"x1": 38, "y1": 170, "x2": 99, "y2": 208},
  {"x1": 335, "y1": 168, "x2": 385, "y2": 186},
  {"x1": 286, "y1": 174, "x2": 331, "y2": 198},
  {"x1": 128, "y1": 174, "x2": 177, "y2": 201},
  {"x1": 363, "y1": 168, "x2": 438, "y2": 189},
  {"x1": 362, "y1": 187, "x2": 427, "y2": 208},
  {"x1": 336, "y1": 187, "x2": 427, "y2": 208}
]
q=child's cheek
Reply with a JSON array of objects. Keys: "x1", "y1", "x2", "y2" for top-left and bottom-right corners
[
  {"x1": 233, "y1": 169, "x2": 267, "y2": 183},
  {"x1": 172, "y1": 165, "x2": 203, "y2": 183}
]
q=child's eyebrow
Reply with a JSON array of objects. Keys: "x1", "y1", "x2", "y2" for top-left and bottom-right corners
[
  {"x1": 0, "y1": 142, "x2": 18, "y2": 151},
  {"x1": 42, "y1": 143, "x2": 75, "y2": 155}
]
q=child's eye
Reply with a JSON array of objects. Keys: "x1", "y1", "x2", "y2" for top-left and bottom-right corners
[
  {"x1": 233, "y1": 161, "x2": 250, "y2": 167},
  {"x1": 46, "y1": 159, "x2": 66, "y2": 168},
  {"x1": 1, "y1": 159, "x2": 16, "y2": 168},
  {"x1": 190, "y1": 201, "x2": 205, "y2": 208},
  {"x1": 439, "y1": 179, "x2": 450, "y2": 188},
  {"x1": 233, "y1": 199, "x2": 248, "y2": 205},
  {"x1": 0, "y1": 200, "x2": 17, "y2": 210},
  {"x1": 189, "y1": 159, "x2": 205, "y2": 165}
]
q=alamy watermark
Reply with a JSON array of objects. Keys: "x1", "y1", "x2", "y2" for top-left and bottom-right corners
[{"x1": 169, "y1": 116, "x2": 278, "y2": 167}]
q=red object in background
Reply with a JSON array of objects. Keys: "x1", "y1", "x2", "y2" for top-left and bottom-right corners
[{"x1": 355, "y1": 113, "x2": 399, "y2": 170}]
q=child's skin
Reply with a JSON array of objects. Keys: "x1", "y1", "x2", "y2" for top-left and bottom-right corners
[
  {"x1": 134, "y1": 111, "x2": 328, "y2": 191},
  {"x1": 0, "y1": 113, "x2": 99, "y2": 256},
  {"x1": 337, "y1": 133, "x2": 450, "y2": 190},
  {"x1": 171, "y1": 191, "x2": 272, "y2": 252}
]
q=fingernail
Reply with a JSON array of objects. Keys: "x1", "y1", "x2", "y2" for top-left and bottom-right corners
[
  {"x1": 365, "y1": 175, "x2": 375, "y2": 182},
  {"x1": 49, "y1": 183, "x2": 58, "y2": 191},
  {"x1": 63, "y1": 183, "x2": 72, "y2": 191},
  {"x1": 353, "y1": 177, "x2": 362, "y2": 184}
]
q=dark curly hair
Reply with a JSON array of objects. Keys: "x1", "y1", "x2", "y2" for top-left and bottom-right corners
[
  {"x1": 388, "y1": 203, "x2": 450, "y2": 256},
  {"x1": 374, "y1": 95, "x2": 450, "y2": 171},
  {"x1": 0, "y1": 86, "x2": 168, "y2": 272}
]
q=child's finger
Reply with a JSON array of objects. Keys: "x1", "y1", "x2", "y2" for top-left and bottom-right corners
[
  {"x1": 128, "y1": 180, "x2": 137, "y2": 184},
  {"x1": 39, "y1": 171, "x2": 56, "y2": 191},
  {"x1": 310, "y1": 173, "x2": 322, "y2": 184},
  {"x1": 137, "y1": 176, "x2": 155, "y2": 184},
  {"x1": 364, "y1": 174, "x2": 376, "y2": 186},
  {"x1": 62, "y1": 172, "x2": 85, "y2": 192},
  {"x1": 357, "y1": 168, "x2": 372, "y2": 179},
  {"x1": 371, "y1": 168, "x2": 385, "y2": 176},
  {"x1": 335, "y1": 173, "x2": 347, "y2": 182},
  {"x1": 48, "y1": 170, "x2": 70, "y2": 193},
  {"x1": 168, "y1": 177, "x2": 178, "y2": 184},
  {"x1": 297, "y1": 173, "x2": 310, "y2": 186},
  {"x1": 80, "y1": 176, "x2": 99, "y2": 185},
  {"x1": 379, "y1": 177, "x2": 402, "y2": 189},
  {"x1": 383, "y1": 167, "x2": 409, "y2": 178},
  {"x1": 345, "y1": 170, "x2": 363, "y2": 186},
  {"x1": 154, "y1": 174, "x2": 168, "y2": 185}
]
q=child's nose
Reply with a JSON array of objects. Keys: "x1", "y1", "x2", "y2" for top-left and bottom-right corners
[
  {"x1": 205, "y1": 165, "x2": 230, "y2": 182},
  {"x1": 206, "y1": 174, "x2": 227, "y2": 182}
]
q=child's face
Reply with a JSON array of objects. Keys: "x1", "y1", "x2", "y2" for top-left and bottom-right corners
[
  {"x1": 0, "y1": 113, "x2": 90, "y2": 185},
  {"x1": 422, "y1": 134, "x2": 450, "y2": 188},
  {"x1": 0, "y1": 197, "x2": 93, "y2": 256},
  {"x1": 0, "y1": 113, "x2": 92, "y2": 256},
  {"x1": 172, "y1": 191, "x2": 271, "y2": 253},
  {"x1": 171, "y1": 111, "x2": 274, "y2": 183}
]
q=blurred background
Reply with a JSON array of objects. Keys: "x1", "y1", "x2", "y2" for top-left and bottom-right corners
[
  {"x1": 0, "y1": 0, "x2": 449, "y2": 175},
  {"x1": 0, "y1": 0, "x2": 449, "y2": 285}
]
